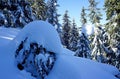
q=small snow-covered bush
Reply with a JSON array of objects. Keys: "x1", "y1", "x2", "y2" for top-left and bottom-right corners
[
  {"x1": 15, "y1": 37, "x2": 56, "y2": 79},
  {"x1": 13, "y1": 21, "x2": 62, "y2": 79}
]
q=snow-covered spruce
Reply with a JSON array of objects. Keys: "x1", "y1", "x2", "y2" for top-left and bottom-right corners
[
  {"x1": 0, "y1": 0, "x2": 34, "y2": 28},
  {"x1": 15, "y1": 37, "x2": 56, "y2": 79},
  {"x1": 75, "y1": 33, "x2": 91, "y2": 59},
  {"x1": 13, "y1": 21, "x2": 62, "y2": 79}
]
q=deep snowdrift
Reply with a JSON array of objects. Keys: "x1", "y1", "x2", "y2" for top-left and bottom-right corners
[{"x1": 0, "y1": 21, "x2": 120, "y2": 79}]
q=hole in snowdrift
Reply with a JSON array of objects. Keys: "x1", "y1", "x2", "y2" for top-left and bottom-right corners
[
  {"x1": 17, "y1": 63, "x2": 24, "y2": 70},
  {"x1": 15, "y1": 37, "x2": 56, "y2": 79}
]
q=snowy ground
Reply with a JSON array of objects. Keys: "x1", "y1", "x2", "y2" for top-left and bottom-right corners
[
  {"x1": 0, "y1": 21, "x2": 120, "y2": 79},
  {"x1": 0, "y1": 27, "x2": 20, "y2": 47}
]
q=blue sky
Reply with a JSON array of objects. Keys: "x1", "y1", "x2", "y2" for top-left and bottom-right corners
[{"x1": 57, "y1": 0, "x2": 106, "y2": 27}]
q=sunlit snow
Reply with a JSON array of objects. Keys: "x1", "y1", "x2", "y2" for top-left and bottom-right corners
[
  {"x1": 0, "y1": 21, "x2": 120, "y2": 79},
  {"x1": 82, "y1": 24, "x2": 94, "y2": 36}
]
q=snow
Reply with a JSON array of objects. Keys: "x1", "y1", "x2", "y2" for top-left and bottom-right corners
[
  {"x1": 12, "y1": 20, "x2": 62, "y2": 54},
  {"x1": 0, "y1": 27, "x2": 20, "y2": 47},
  {"x1": 81, "y1": 24, "x2": 94, "y2": 36},
  {"x1": 47, "y1": 55, "x2": 119, "y2": 79},
  {"x1": 0, "y1": 43, "x2": 35, "y2": 79},
  {"x1": 0, "y1": 21, "x2": 120, "y2": 79},
  {"x1": 62, "y1": 48, "x2": 75, "y2": 55},
  {"x1": 0, "y1": 27, "x2": 35, "y2": 79}
]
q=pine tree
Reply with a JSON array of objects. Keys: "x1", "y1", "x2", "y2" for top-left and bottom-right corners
[
  {"x1": 62, "y1": 10, "x2": 71, "y2": 49},
  {"x1": 75, "y1": 6, "x2": 91, "y2": 58},
  {"x1": 75, "y1": 33, "x2": 91, "y2": 58},
  {"x1": 46, "y1": 0, "x2": 61, "y2": 33},
  {"x1": 28, "y1": 0, "x2": 47, "y2": 20},
  {"x1": 0, "y1": 0, "x2": 34, "y2": 28},
  {"x1": 81, "y1": 7, "x2": 87, "y2": 25},
  {"x1": 104, "y1": 0, "x2": 120, "y2": 69},
  {"x1": 105, "y1": 0, "x2": 120, "y2": 49},
  {"x1": 87, "y1": 0, "x2": 106, "y2": 61},
  {"x1": 69, "y1": 19, "x2": 79, "y2": 52},
  {"x1": 0, "y1": 10, "x2": 7, "y2": 26},
  {"x1": 91, "y1": 26, "x2": 109, "y2": 62},
  {"x1": 88, "y1": 0, "x2": 102, "y2": 25},
  {"x1": 15, "y1": 37, "x2": 56, "y2": 79}
]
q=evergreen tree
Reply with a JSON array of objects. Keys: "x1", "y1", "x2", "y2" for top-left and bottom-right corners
[
  {"x1": 75, "y1": 6, "x2": 91, "y2": 58},
  {"x1": 87, "y1": 0, "x2": 106, "y2": 61},
  {"x1": 69, "y1": 19, "x2": 79, "y2": 52},
  {"x1": 81, "y1": 7, "x2": 87, "y2": 25},
  {"x1": 104, "y1": 0, "x2": 120, "y2": 69},
  {"x1": 88, "y1": 0, "x2": 102, "y2": 25},
  {"x1": 75, "y1": 33, "x2": 91, "y2": 58},
  {"x1": 15, "y1": 37, "x2": 56, "y2": 79},
  {"x1": 62, "y1": 10, "x2": 71, "y2": 49},
  {"x1": 91, "y1": 26, "x2": 109, "y2": 62},
  {"x1": 47, "y1": 0, "x2": 61, "y2": 33},
  {"x1": 28, "y1": 0, "x2": 47, "y2": 20},
  {"x1": 0, "y1": 0, "x2": 34, "y2": 28},
  {"x1": 0, "y1": 10, "x2": 7, "y2": 26}
]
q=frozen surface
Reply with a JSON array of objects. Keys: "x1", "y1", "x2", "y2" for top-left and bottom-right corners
[{"x1": 0, "y1": 21, "x2": 120, "y2": 79}]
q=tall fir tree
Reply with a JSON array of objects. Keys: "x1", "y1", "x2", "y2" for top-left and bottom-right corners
[
  {"x1": 81, "y1": 7, "x2": 87, "y2": 25},
  {"x1": 88, "y1": 0, "x2": 106, "y2": 61},
  {"x1": 75, "y1": 33, "x2": 91, "y2": 59},
  {"x1": 28, "y1": 0, "x2": 47, "y2": 20},
  {"x1": 69, "y1": 19, "x2": 79, "y2": 52},
  {"x1": 91, "y1": 26, "x2": 109, "y2": 62},
  {"x1": 46, "y1": 0, "x2": 61, "y2": 33},
  {"x1": 62, "y1": 10, "x2": 71, "y2": 49},
  {"x1": 104, "y1": 0, "x2": 120, "y2": 69},
  {"x1": 88, "y1": 0, "x2": 102, "y2": 25},
  {"x1": 0, "y1": 0, "x2": 34, "y2": 28},
  {"x1": 75, "y1": 7, "x2": 91, "y2": 58},
  {"x1": 79, "y1": 6, "x2": 87, "y2": 31}
]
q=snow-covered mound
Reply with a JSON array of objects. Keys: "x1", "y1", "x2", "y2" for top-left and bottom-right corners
[
  {"x1": 0, "y1": 21, "x2": 120, "y2": 79},
  {"x1": 11, "y1": 21, "x2": 63, "y2": 79},
  {"x1": 12, "y1": 20, "x2": 62, "y2": 54}
]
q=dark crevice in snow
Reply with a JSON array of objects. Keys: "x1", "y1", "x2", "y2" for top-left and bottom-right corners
[
  {"x1": 17, "y1": 63, "x2": 24, "y2": 70},
  {"x1": 115, "y1": 73, "x2": 120, "y2": 79},
  {"x1": 15, "y1": 37, "x2": 56, "y2": 79}
]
